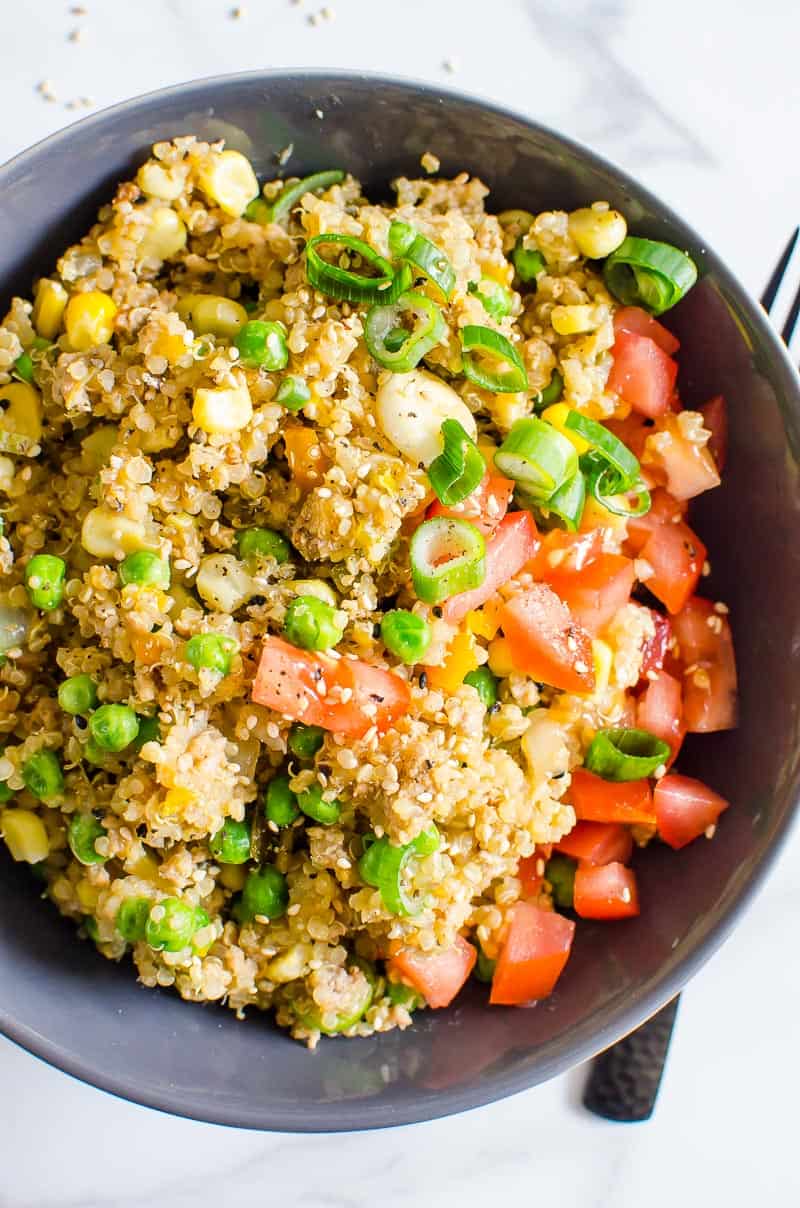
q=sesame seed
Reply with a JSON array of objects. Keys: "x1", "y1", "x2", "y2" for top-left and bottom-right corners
[
  {"x1": 621, "y1": 888, "x2": 631, "y2": 903},
  {"x1": 714, "y1": 601, "x2": 729, "y2": 614},
  {"x1": 702, "y1": 560, "x2": 711, "y2": 576},
  {"x1": 704, "y1": 824, "x2": 717, "y2": 839},
  {"x1": 535, "y1": 858, "x2": 545, "y2": 877},
  {"x1": 287, "y1": 903, "x2": 301, "y2": 915},
  {"x1": 574, "y1": 660, "x2": 588, "y2": 674},
  {"x1": 653, "y1": 764, "x2": 667, "y2": 779}
]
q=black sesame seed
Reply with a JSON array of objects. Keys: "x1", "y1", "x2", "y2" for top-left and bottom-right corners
[{"x1": 419, "y1": 672, "x2": 428, "y2": 690}]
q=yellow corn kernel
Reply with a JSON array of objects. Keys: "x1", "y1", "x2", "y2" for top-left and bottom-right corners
[
  {"x1": 32, "y1": 278, "x2": 68, "y2": 339},
  {"x1": 197, "y1": 149, "x2": 259, "y2": 217},
  {"x1": 196, "y1": 553, "x2": 254, "y2": 612},
  {"x1": 283, "y1": 426, "x2": 330, "y2": 490},
  {"x1": 425, "y1": 629, "x2": 479, "y2": 694},
  {"x1": 218, "y1": 862, "x2": 248, "y2": 892},
  {"x1": 288, "y1": 579, "x2": 337, "y2": 607},
  {"x1": 0, "y1": 381, "x2": 43, "y2": 444},
  {"x1": 80, "y1": 506, "x2": 146, "y2": 559},
  {"x1": 481, "y1": 260, "x2": 514, "y2": 287},
  {"x1": 542, "y1": 403, "x2": 591, "y2": 455},
  {"x1": 137, "y1": 160, "x2": 185, "y2": 201},
  {"x1": 139, "y1": 207, "x2": 187, "y2": 265},
  {"x1": 192, "y1": 380, "x2": 252, "y2": 434},
  {"x1": 162, "y1": 786, "x2": 195, "y2": 817},
  {"x1": 152, "y1": 329, "x2": 189, "y2": 364},
  {"x1": 550, "y1": 305, "x2": 600, "y2": 336},
  {"x1": 487, "y1": 636, "x2": 515, "y2": 678},
  {"x1": 65, "y1": 291, "x2": 117, "y2": 351},
  {"x1": 265, "y1": 943, "x2": 312, "y2": 984},
  {"x1": 1, "y1": 808, "x2": 50, "y2": 863},
  {"x1": 466, "y1": 599, "x2": 502, "y2": 641},
  {"x1": 80, "y1": 425, "x2": 118, "y2": 470},
  {"x1": 591, "y1": 639, "x2": 613, "y2": 697},
  {"x1": 568, "y1": 206, "x2": 627, "y2": 260},
  {"x1": 76, "y1": 880, "x2": 100, "y2": 911},
  {"x1": 188, "y1": 296, "x2": 248, "y2": 340},
  {"x1": 492, "y1": 391, "x2": 529, "y2": 430}
]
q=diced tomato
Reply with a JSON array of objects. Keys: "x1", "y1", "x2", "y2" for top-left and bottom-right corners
[
  {"x1": 699, "y1": 395, "x2": 727, "y2": 473},
  {"x1": 672, "y1": 596, "x2": 737, "y2": 732},
  {"x1": 489, "y1": 902, "x2": 575, "y2": 1005},
  {"x1": 517, "y1": 854, "x2": 544, "y2": 897},
  {"x1": 387, "y1": 935, "x2": 477, "y2": 1008},
  {"x1": 625, "y1": 487, "x2": 687, "y2": 555},
  {"x1": 639, "y1": 519, "x2": 706, "y2": 614},
  {"x1": 573, "y1": 862, "x2": 640, "y2": 920},
  {"x1": 613, "y1": 306, "x2": 680, "y2": 356},
  {"x1": 654, "y1": 772, "x2": 730, "y2": 850},
  {"x1": 252, "y1": 637, "x2": 411, "y2": 738},
  {"x1": 607, "y1": 330, "x2": 678, "y2": 419},
  {"x1": 499, "y1": 583, "x2": 595, "y2": 693},
  {"x1": 637, "y1": 670, "x2": 685, "y2": 763},
  {"x1": 555, "y1": 821, "x2": 633, "y2": 866},
  {"x1": 642, "y1": 414, "x2": 720, "y2": 501},
  {"x1": 442, "y1": 510, "x2": 540, "y2": 624},
  {"x1": 569, "y1": 767, "x2": 655, "y2": 824},
  {"x1": 639, "y1": 610, "x2": 674, "y2": 680},
  {"x1": 541, "y1": 552, "x2": 635, "y2": 636},
  {"x1": 532, "y1": 528, "x2": 603, "y2": 577},
  {"x1": 428, "y1": 473, "x2": 514, "y2": 536}
]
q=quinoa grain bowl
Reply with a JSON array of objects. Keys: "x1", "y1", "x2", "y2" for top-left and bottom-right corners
[{"x1": 0, "y1": 134, "x2": 737, "y2": 1047}]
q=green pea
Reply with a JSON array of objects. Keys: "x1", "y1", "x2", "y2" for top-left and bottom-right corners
[
  {"x1": 297, "y1": 782, "x2": 341, "y2": 826},
  {"x1": 236, "y1": 526, "x2": 291, "y2": 564},
  {"x1": 387, "y1": 980, "x2": 424, "y2": 1010},
  {"x1": 89, "y1": 704, "x2": 140, "y2": 753},
  {"x1": 532, "y1": 369, "x2": 564, "y2": 412},
  {"x1": 145, "y1": 897, "x2": 209, "y2": 952},
  {"x1": 234, "y1": 320, "x2": 289, "y2": 370},
  {"x1": 287, "y1": 723, "x2": 325, "y2": 761},
  {"x1": 380, "y1": 609, "x2": 431, "y2": 664},
  {"x1": 512, "y1": 238, "x2": 546, "y2": 284},
  {"x1": 233, "y1": 866, "x2": 288, "y2": 923},
  {"x1": 57, "y1": 674, "x2": 98, "y2": 716},
  {"x1": 119, "y1": 550, "x2": 171, "y2": 589},
  {"x1": 264, "y1": 774, "x2": 299, "y2": 827},
  {"x1": 473, "y1": 944, "x2": 496, "y2": 983},
  {"x1": 132, "y1": 714, "x2": 160, "y2": 751},
  {"x1": 545, "y1": 854, "x2": 576, "y2": 910},
  {"x1": 283, "y1": 594, "x2": 343, "y2": 652},
  {"x1": 209, "y1": 817, "x2": 251, "y2": 864},
  {"x1": 463, "y1": 666, "x2": 498, "y2": 710},
  {"x1": 185, "y1": 633, "x2": 239, "y2": 675},
  {"x1": 22, "y1": 750, "x2": 64, "y2": 800},
  {"x1": 275, "y1": 375, "x2": 311, "y2": 411},
  {"x1": 116, "y1": 896, "x2": 151, "y2": 942},
  {"x1": 24, "y1": 554, "x2": 66, "y2": 611},
  {"x1": 68, "y1": 812, "x2": 107, "y2": 865},
  {"x1": 83, "y1": 736, "x2": 107, "y2": 766}
]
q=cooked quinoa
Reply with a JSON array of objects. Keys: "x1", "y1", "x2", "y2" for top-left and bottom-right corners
[{"x1": 0, "y1": 138, "x2": 731, "y2": 1044}]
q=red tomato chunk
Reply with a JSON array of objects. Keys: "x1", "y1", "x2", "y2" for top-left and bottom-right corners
[
  {"x1": 555, "y1": 821, "x2": 634, "y2": 867},
  {"x1": 499, "y1": 583, "x2": 595, "y2": 693},
  {"x1": 607, "y1": 330, "x2": 678, "y2": 418},
  {"x1": 569, "y1": 768, "x2": 656, "y2": 825},
  {"x1": 573, "y1": 863, "x2": 640, "y2": 920},
  {"x1": 387, "y1": 935, "x2": 476, "y2": 1008},
  {"x1": 442, "y1": 509, "x2": 540, "y2": 623},
  {"x1": 490, "y1": 901, "x2": 575, "y2": 1005},
  {"x1": 428, "y1": 472, "x2": 514, "y2": 535},
  {"x1": 672, "y1": 596, "x2": 738, "y2": 732},
  {"x1": 654, "y1": 773, "x2": 730, "y2": 849}
]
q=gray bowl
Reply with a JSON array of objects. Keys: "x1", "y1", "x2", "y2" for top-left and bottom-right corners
[{"x1": 1, "y1": 71, "x2": 798, "y2": 1132}]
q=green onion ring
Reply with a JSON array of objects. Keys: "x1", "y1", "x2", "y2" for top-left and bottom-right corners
[
  {"x1": 428, "y1": 419, "x2": 486, "y2": 507},
  {"x1": 363, "y1": 290, "x2": 445, "y2": 371},
  {"x1": 581, "y1": 452, "x2": 651, "y2": 517},
  {"x1": 603, "y1": 236, "x2": 698, "y2": 315},
  {"x1": 532, "y1": 368, "x2": 564, "y2": 412},
  {"x1": 460, "y1": 325, "x2": 529, "y2": 393},
  {"x1": 495, "y1": 416, "x2": 578, "y2": 501},
  {"x1": 306, "y1": 233, "x2": 411, "y2": 304},
  {"x1": 261, "y1": 169, "x2": 345, "y2": 225},
  {"x1": 409, "y1": 517, "x2": 486, "y2": 605},
  {"x1": 564, "y1": 409, "x2": 640, "y2": 485},
  {"x1": 388, "y1": 221, "x2": 456, "y2": 301},
  {"x1": 536, "y1": 468, "x2": 586, "y2": 532},
  {"x1": 358, "y1": 828, "x2": 439, "y2": 916},
  {"x1": 584, "y1": 727, "x2": 671, "y2": 781}
]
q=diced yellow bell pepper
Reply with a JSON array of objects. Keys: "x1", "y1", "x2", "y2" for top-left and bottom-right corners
[
  {"x1": 541, "y1": 403, "x2": 591, "y2": 454},
  {"x1": 65, "y1": 291, "x2": 117, "y2": 351},
  {"x1": 76, "y1": 880, "x2": 100, "y2": 911},
  {"x1": 487, "y1": 636, "x2": 515, "y2": 678},
  {"x1": 283, "y1": 426, "x2": 330, "y2": 491},
  {"x1": 591, "y1": 638, "x2": 613, "y2": 697},
  {"x1": 425, "y1": 629, "x2": 479, "y2": 694},
  {"x1": 466, "y1": 596, "x2": 503, "y2": 641}
]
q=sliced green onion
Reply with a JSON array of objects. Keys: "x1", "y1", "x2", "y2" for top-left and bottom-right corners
[
  {"x1": 512, "y1": 238, "x2": 546, "y2": 284},
  {"x1": 265, "y1": 169, "x2": 345, "y2": 225},
  {"x1": 473, "y1": 944, "x2": 496, "y2": 983},
  {"x1": 387, "y1": 221, "x2": 456, "y2": 301},
  {"x1": 603, "y1": 237, "x2": 698, "y2": 315},
  {"x1": 363, "y1": 290, "x2": 445, "y2": 371},
  {"x1": 495, "y1": 416, "x2": 578, "y2": 501},
  {"x1": 532, "y1": 368, "x2": 564, "y2": 412},
  {"x1": 537, "y1": 468, "x2": 586, "y2": 531},
  {"x1": 585, "y1": 727, "x2": 671, "y2": 781},
  {"x1": 581, "y1": 452, "x2": 651, "y2": 517},
  {"x1": 306, "y1": 233, "x2": 411, "y2": 305},
  {"x1": 428, "y1": 419, "x2": 486, "y2": 506},
  {"x1": 564, "y1": 410, "x2": 640, "y2": 485},
  {"x1": 545, "y1": 854, "x2": 576, "y2": 909},
  {"x1": 358, "y1": 833, "x2": 431, "y2": 916},
  {"x1": 275, "y1": 375, "x2": 311, "y2": 411},
  {"x1": 409, "y1": 517, "x2": 486, "y2": 605},
  {"x1": 468, "y1": 278, "x2": 513, "y2": 321},
  {"x1": 460, "y1": 325, "x2": 528, "y2": 393}
]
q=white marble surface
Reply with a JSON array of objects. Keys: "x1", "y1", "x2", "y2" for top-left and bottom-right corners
[{"x1": 1, "y1": 0, "x2": 799, "y2": 1202}]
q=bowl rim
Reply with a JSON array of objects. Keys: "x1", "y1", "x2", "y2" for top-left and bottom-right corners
[{"x1": 1, "y1": 66, "x2": 799, "y2": 1133}]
